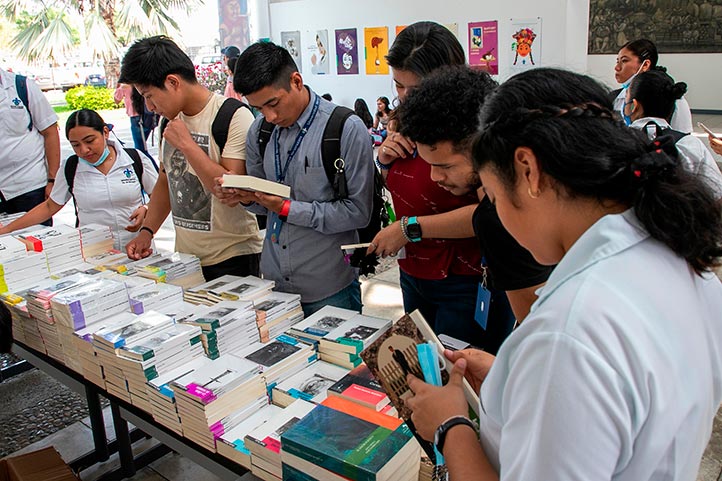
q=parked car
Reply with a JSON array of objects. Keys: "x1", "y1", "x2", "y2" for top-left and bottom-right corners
[
  {"x1": 194, "y1": 53, "x2": 222, "y2": 67},
  {"x1": 84, "y1": 73, "x2": 107, "y2": 88},
  {"x1": 29, "y1": 72, "x2": 55, "y2": 91}
]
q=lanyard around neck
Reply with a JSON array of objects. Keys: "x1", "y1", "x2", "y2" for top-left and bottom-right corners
[{"x1": 274, "y1": 94, "x2": 320, "y2": 183}]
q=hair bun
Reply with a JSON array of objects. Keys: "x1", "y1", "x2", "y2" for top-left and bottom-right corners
[
  {"x1": 671, "y1": 82, "x2": 688, "y2": 100},
  {"x1": 652, "y1": 65, "x2": 668, "y2": 73}
]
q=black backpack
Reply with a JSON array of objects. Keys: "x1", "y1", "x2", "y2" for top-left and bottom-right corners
[
  {"x1": 641, "y1": 121, "x2": 689, "y2": 159},
  {"x1": 258, "y1": 106, "x2": 389, "y2": 275},
  {"x1": 65, "y1": 148, "x2": 144, "y2": 227}
]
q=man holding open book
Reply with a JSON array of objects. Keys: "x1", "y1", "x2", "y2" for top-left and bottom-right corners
[{"x1": 222, "y1": 41, "x2": 374, "y2": 316}]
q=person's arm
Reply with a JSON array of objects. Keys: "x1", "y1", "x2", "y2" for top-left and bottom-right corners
[
  {"x1": 709, "y1": 136, "x2": 722, "y2": 156},
  {"x1": 0, "y1": 198, "x2": 63, "y2": 234},
  {"x1": 369, "y1": 204, "x2": 475, "y2": 257},
  {"x1": 373, "y1": 115, "x2": 380, "y2": 130},
  {"x1": 506, "y1": 283, "x2": 545, "y2": 323},
  {"x1": 113, "y1": 85, "x2": 125, "y2": 104},
  {"x1": 161, "y1": 115, "x2": 245, "y2": 193},
  {"x1": 39, "y1": 123, "x2": 60, "y2": 198},
  {"x1": 126, "y1": 167, "x2": 171, "y2": 260}
]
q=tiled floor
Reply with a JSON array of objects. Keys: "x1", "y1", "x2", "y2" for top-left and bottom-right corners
[{"x1": 3, "y1": 110, "x2": 722, "y2": 479}]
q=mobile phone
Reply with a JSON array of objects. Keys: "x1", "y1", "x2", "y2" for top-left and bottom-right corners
[{"x1": 698, "y1": 122, "x2": 720, "y2": 139}]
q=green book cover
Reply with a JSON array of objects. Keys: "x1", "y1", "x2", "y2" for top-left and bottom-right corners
[{"x1": 281, "y1": 404, "x2": 412, "y2": 481}]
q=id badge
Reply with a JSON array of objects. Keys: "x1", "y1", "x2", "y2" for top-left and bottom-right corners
[
  {"x1": 475, "y1": 282, "x2": 491, "y2": 330},
  {"x1": 266, "y1": 212, "x2": 282, "y2": 244}
]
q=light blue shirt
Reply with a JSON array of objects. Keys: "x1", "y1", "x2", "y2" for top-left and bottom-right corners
[
  {"x1": 244, "y1": 89, "x2": 374, "y2": 302},
  {"x1": 479, "y1": 210, "x2": 722, "y2": 479}
]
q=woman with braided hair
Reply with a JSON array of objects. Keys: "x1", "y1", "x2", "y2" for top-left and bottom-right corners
[{"x1": 405, "y1": 68, "x2": 722, "y2": 480}]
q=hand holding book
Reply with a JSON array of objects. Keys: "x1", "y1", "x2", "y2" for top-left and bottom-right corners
[{"x1": 405, "y1": 357, "x2": 473, "y2": 441}]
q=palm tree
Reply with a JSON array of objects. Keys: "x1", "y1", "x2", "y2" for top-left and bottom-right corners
[{"x1": 0, "y1": 0, "x2": 202, "y2": 87}]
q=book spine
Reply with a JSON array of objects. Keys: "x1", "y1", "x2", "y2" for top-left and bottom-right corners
[
  {"x1": 281, "y1": 436, "x2": 374, "y2": 481},
  {"x1": 184, "y1": 383, "x2": 217, "y2": 404},
  {"x1": 282, "y1": 463, "x2": 320, "y2": 481}
]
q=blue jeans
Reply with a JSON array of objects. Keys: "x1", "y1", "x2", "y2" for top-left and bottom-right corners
[
  {"x1": 302, "y1": 279, "x2": 362, "y2": 317},
  {"x1": 399, "y1": 271, "x2": 515, "y2": 355},
  {"x1": 130, "y1": 116, "x2": 158, "y2": 171},
  {"x1": 0, "y1": 186, "x2": 51, "y2": 226}
]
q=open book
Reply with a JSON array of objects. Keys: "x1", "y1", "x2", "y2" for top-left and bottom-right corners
[
  {"x1": 221, "y1": 174, "x2": 291, "y2": 198},
  {"x1": 359, "y1": 309, "x2": 480, "y2": 462}
]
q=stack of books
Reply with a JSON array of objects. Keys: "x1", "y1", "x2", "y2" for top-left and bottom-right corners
[
  {"x1": 326, "y1": 363, "x2": 394, "y2": 414},
  {"x1": 235, "y1": 334, "x2": 317, "y2": 388},
  {"x1": 84, "y1": 250, "x2": 128, "y2": 269},
  {"x1": 77, "y1": 224, "x2": 114, "y2": 259},
  {"x1": 128, "y1": 282, "x2": 185, "y2": 315},
  {"x1": 253, "y1": 292, "x2": 304, "y2": 343},
  {"x1": 115, "y1": 322, "x2": 205, "y2": 412},
  {"x1": 271, "y1": 360, "x2": 349, "y2": 408},
  {"x1": 146, "y1": 356, "x2": 214, "y2": 435},
  {"x1": 25, "y1": 275, "x2": 94, "y2": 361},
  {"x1": 1, "y1": 291, "x2": 40, "y2": 352},
  {"x1": 280, "y1": 398, "x2": 421, "y2": 481},
  {"x1": 0, "y1": 212, "x2": 25, "y2": 225},
  {"x1": 16, "y1": 225, "x2": 83, "y2": 275},
  {"x1": 50, "y1": 263, "x2": 105, "y2": 280},
  {"x1": 184, "y1": 275, "x2": 276, "y2": 306},
  {"x1": 289, "y1": 306, "x2": 391, "y2": 369},
  {"x1": 216, "y1": 403, "x2": 283, "y2": 470},
  {"x1": 0, "y1": 235, "x2": 48, "y2": 294},
  {"x1": 133, "y1": 252, "x2": 205, "y2": 288},
  {"x1": 244, "y1": 399, "x2": 316, "y2": 480},
  {"x1": 171, "y1": 354, "x2": 268, "y2": 452},
  {"x1": 181, "y1": 300, "x2": 258, "y2": 359},
  {"x1": 91, "y1": 311, "x2": 176, "y2": 401}
]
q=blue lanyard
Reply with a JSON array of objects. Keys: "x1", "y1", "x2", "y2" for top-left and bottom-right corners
[{"x1": 274, "y1": 94, "x2": 320, "y2": 183}]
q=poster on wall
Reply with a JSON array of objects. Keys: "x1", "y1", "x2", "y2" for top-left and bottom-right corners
[
  {"x1": 468, "y1": 21, "x2": 498, "y2": 75},
  {"x1": 281, "y1": 30, "x2": 302, "y2": 73},
  {"x1": 335, "y1": 28, "x2": 359, "y2": 75},
  {"x1": 509, "y1": 17, "x2": 541, "y2": 73},
  {"x1": 364, "y1": 27, "x2": 390, "y2": 75},
  {"x1": 396, "y1": 25, "x2": 405, "y2": 36},
  {"x1": 445, "y1": 23, "x2": 459, "y2": 37},
  {"x1": 219, "y1": 0, "x2": 251, "y2": 52},
  {"x1": 306, "y1": 29, "x2": 330, "y2": 75}
]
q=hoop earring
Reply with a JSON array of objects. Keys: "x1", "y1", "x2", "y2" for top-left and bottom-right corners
[{"x1": 528, "y1": 187, "x2": 540, "y2": 199}]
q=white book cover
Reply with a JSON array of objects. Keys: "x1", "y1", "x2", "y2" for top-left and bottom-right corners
[
  {"x1": 273, "y1": 360, "x2": 349, "y2": 405},
  {"x1": 218, "y1": 403, "x2": 283, "y2": 464},
  {"x1": 289, "y1": 305, "x2": 359, "y2": 340},
  {"x1": 221, "y1": 174, "x2": 291, "y2": 198},
  {"x1": 170, "y1": 353, "x2": 262, "y2": 404},
  {"x1": 215, "y1": 276, "x2": 275, "y2": 301},
  {"x1": 244, "y1": 399, "x2": 315, "y2": 458},
  {"x1": 147, "y1": 356, "x2": 214, "y2": 399},
  {"x1": 320, "y1": 312, "x2": 392, "y2": 354},
  {"x1": 93, "y1": 310, "x2": 174, "y2": 348}
]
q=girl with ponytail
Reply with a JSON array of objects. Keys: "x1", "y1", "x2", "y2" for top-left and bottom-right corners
[{"x1": 405, "y1": 67, "x2": 722, "y2": 480}]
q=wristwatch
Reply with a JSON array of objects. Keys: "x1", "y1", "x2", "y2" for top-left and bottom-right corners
[
  {"x1": 434, "y1": 416, "x2": 476, "y2": 454},
  {"x1": 406, "y1": 216, "x2": 422, "y2": 242}
]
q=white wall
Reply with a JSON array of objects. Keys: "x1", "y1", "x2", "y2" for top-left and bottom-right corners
[
  {"x1": 587, "y1": 54, "x2": 722, "y2": 111},
  {"x1": 267, "y1": 0, "x2": 590, "y2": 110}
]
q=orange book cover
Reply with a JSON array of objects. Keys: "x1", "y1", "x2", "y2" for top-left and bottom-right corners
[{"x1": 321, "y1": 395, "x2": 401, "y2": 431}]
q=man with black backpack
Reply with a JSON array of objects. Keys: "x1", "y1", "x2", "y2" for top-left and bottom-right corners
[
  {"x1": 225, "y1": 41, "x2": 374, "y2": 316},
  {"x1": 119, "y1": 36, "x2": 263, "y2": 281},
  {"x1": 0, "y1": 67, "x2": 60, "y2": 223}
]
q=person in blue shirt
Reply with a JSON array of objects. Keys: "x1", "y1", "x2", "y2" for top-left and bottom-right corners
[{"x1": 220, "y1": 41, "x2": 374, "y2": 317}]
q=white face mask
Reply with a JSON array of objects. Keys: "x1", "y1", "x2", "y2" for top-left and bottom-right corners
[{"x1": 622, "y1": 63, "x2": 645, "y2": 90}]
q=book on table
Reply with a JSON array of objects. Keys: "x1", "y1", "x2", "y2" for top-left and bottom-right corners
[
  {"x1": 359, "y1": 309, "x2": 480, "y2": 463},
  {"x1": 326, "y1": 363, "x2": 390, "y2": 412},
  {"x1": 280, "y1": 398, "x2": 421, "y2": 481},
  {"x1": 271, "y1": 360, "x2": 349, "y2": 408},
  {"x1": 216, "y1": 403, "x2": 283, "y2": 469},
  {"x1": 222, "y1": 174, "x2": 291, "y2": 198}
]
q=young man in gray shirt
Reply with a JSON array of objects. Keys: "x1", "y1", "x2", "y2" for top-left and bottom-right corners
[{"x1": 219, "y1": 41, "x2": 374, "y2": 316}]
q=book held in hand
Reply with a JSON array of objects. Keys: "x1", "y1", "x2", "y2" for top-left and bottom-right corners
[{"x1": 222, "y1": 174, "x2": 291, "y2": 198}]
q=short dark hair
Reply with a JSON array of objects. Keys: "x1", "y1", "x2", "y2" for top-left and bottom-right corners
[
  {"x1": 233, "y1": 41, "x2": 297, "y2": 96},
  {"x1": 65, "y1": 109, "x2": 106, "y2": 138},
  {"x1": 398, "y1": 66, "x2": 497, "y2": 152},
  {"x1": 629, "y1": 69, "x2": 687, "y2": 121},
  {"x1": 621, "y1": 38, "x2": 659, "y2": 68},
  {"x1": 386, "y1": 21, "x2": 465, "y2": 77},
  {"x1": 119, "y1": 36, "x2": 197, "y2": 88},
  {"x1": 473, "y1": 67, "x2": 722, "y2": 273},
  {"x1": 321, "y1": 93, "x2": 333, "y2": 101}
]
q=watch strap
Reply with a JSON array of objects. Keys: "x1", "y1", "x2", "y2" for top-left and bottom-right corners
[
  {"x1": 407, "y1": 216, "x2": 422, "y2": 242},
  {"x1": 434, "y1": 415, "x2": 476, "y2": 454}
]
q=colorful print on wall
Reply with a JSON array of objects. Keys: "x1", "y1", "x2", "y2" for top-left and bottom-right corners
[
  {"x1": 364, "y1": 27, "x2": 390, "y2": 75},
  {"x1": 509, "y1": 17, "x2": 542, "y2": 73},
  {"x1": 445, "y1": 23, "x2": 459, "y2": 37},
  {"x1": 335, "y1": 28, "x2": 359, "y2": 75},
  {"x1": 281, "y1": 30, "x2": 302, "y2": 73},
  {"x1": 396, "y1": 25, "x2": 406, "y2": 36},
  {"x1": 307, "y1": 29, "x2": 330, "y2": 75},
  {"x1": 468, "y1": 21, "x2": 498, "y2": 75},
  {"x1": 219, "y1": 0, "x2": 251, "y2": 52}
]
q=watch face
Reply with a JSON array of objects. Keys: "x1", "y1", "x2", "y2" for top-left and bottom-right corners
[{"x1": 407, "y1": 222, "x2": 422, "y2": 239}]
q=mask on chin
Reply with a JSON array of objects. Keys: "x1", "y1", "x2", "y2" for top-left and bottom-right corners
[{"x1": 79, "y1": 146, "x2": 110, "y2": 167}]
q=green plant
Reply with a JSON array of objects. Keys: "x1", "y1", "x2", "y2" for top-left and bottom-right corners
[{"x1": 65, "y1": 86, "x2": 116, "y2": 110}]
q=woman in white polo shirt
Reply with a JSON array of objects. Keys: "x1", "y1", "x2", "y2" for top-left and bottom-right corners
[
  {"x1": 0, "y1": 109, "x2": 157, "y2": 250},
  {"x1": 405, "y1": 68, "x2": 722, "y2": 480}
]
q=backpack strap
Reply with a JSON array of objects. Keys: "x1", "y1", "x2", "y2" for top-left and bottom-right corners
[
  {"x1": 14, "y1": 74, "x2": 32, "y2": 131},
  {"x1": 321, "y1": 106, "x2": 354, "y2": 198},
  {"x1": 123, "y1": 148, "x2": 145, "y2": 195},
  {"x1": 64, "y1": 155, "x2": 81, "y2": 227},
  {"x1": 257, "y1": 119, "x2": 276, "y2": 159}
]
